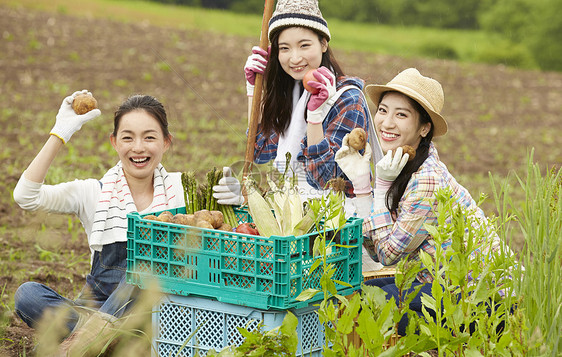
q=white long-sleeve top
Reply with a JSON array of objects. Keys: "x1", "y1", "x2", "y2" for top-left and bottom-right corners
[{"x1": 13, "y1": 172, "x2": 183, "y2": 252}]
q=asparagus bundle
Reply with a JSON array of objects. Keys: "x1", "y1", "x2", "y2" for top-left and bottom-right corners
[{"x1": 181, "y1": 168, "x2": 238, "y2": 227}]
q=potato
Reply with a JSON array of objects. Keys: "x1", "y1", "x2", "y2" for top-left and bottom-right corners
[
  {"x1": 184, "y1": 214, "x2": 196, "y2": 226},
  {"x1": 143, "y1": 214, "x2": 160, "y2": 221},
  {"x1": 72, "y1": 93, "x2": 98, "y2": 115},
  {"x1": 209, "y1": 210, "x2": 224, "y2": 229},
  {"x1": 194, "y1": 210, "x2": 213, "y2": 224},
  {"x1": 218, "y1": 223, "x2": 233, "y2": 232},
  {"x1": 172, "y1": 213, "x2": 190, "y2": 225},
  {"x1": 158, "y1": 211, "x2": 174, "y2": 223},
  {"x1": 400, "y1": 145, "x2": 416, "y2": 161},
  {"x1": 195, "y1": 219, "x2": 214, "y2": 229},
  {"x1": 348, "y1": 128, "x2": 366, "y2": 151}
]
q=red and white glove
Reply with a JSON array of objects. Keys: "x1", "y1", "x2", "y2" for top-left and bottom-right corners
[
  {"x1": 50, "y1": 90, "x2": 101, "y2": 144},
  {"x1": 306, "y1": 67, "x2": 337, "y2": 124},
  {"x1": 244, "y1": 46, "x2": 269, "y2": 97}
]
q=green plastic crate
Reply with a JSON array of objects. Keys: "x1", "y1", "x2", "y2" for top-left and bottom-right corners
[{"x1": 126, "y1": 206, "x2": 362, "y2": 310}]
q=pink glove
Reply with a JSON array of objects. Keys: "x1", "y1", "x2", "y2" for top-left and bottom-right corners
[
  {"x1": 306, "y1": 67, "x2": 336, "y2": 124},
  {"x1": 244, "y1": 46, "x2": 269, "y2": 96}
]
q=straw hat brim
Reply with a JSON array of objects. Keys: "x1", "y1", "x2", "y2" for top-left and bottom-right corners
[{"x1": 365, "y1": 84, "x2": 448, "y2": 137}]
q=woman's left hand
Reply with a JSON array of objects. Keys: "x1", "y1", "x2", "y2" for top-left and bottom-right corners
[
  {"x1": 306, "y1": 67, "x2": 336, "y2": 124},
  {"x1": 376, "y1": 147, "x2": 409, "y2": 182}
]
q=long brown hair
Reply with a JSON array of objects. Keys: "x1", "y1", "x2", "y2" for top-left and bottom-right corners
[{"x1": 260, "y1": 27, "x2": 344, "y2": 136}]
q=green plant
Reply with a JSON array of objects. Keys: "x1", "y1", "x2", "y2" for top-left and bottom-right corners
[
  {"x1": 35, "y1": 244, "x2": 59, "y2": 262},
  {"x1": 491, "y1": 152, "x2": 562, "y2": 356},
  {"x1": 206, "y1": 313, "x2": 299, "y2": 357},
  {"x1": 416, "y1": 189, "x2": 524, "y2": 356}
]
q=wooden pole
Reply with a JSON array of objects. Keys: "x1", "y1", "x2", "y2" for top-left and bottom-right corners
[{"x1": 243, "y1": 0, "x2": 275, "y2": 184}]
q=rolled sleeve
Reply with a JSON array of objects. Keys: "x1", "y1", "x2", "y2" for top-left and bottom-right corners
[
  {"x1": 252, "y1": 125, "x2": 279, "y2": 164},
  {"x1": 298, "y1": 86, "x2": 368, "y2": 194}
]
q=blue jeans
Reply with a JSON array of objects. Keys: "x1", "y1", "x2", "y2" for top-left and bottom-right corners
[
  {"x1": 14, "y1": 242, "x2": 138, "y2": 337},
  {"x1": 363, "y1": 277, "x2": 511, "y2": 336},
  {"x1": 363, "y1": 276, "x2": 435, "y2": 336}
]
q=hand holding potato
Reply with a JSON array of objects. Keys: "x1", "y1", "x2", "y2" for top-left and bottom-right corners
[
  {"x1": 335, "y1": 133, "x2": 372, "y2": 195},
  {"x1": 376, "y1": 146, "x2": 409, "y2": 182},
  {"x1": 50, "y1": 90, "x2": 101, "y2": 144}
]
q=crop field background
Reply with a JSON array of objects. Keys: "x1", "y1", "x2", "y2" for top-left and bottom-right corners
[{"x1": 0, "y1": 0, "x2": 561, "y2": 355}]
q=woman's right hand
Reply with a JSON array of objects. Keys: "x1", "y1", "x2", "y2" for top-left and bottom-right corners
[
  {"x1": 244, "y1": 46, "x2": 269, "y2": 97},
  {"x1": 335, "y1": 133, "x2": 372, "y2": 195},
  {"x1": 50, "y1": 90, "x2": 101, "y2": 144}
]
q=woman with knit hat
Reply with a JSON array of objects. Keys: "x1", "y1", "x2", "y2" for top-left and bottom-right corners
[
  {"x1": 213, "y1": 0, "x2": 378, "y2": 205},
  {"x1": 335, "y1": 68, "x2": 513, "y2": 335}
]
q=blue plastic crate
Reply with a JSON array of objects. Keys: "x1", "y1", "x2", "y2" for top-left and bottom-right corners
[
  {"x1": 127, "y1": 206, "x2": 363, "y2": 310},
  {"x1": 153, "y1": 294, "x2": 326, "y2": 357}
]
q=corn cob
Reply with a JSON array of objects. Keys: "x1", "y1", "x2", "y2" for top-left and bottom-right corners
[
  {"x1": 244, "y1": 178, "x2": 281, "y2": 237},
  {"x1": 293, "y1": 208, "x2": 317, "y2": 236}
]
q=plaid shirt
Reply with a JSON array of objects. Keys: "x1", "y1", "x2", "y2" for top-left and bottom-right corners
[
  {"x1": 363, "y1": 143, "x2": 505, "y2": 283},
  {"x1": 253, "y1": 76, "x2": 369, "y2": 197}
]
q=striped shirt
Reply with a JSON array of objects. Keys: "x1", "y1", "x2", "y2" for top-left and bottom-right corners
[
  {"x1": 253, "y1": 76, "x2": 369, "y2": 197},
  {"x1": 363, "y1": 143, "x2": 506, "y2": 283}
]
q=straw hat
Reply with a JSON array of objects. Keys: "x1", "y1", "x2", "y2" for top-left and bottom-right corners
[
  {"x1": 268, "y1": 0, "x2": 331, "y2": 42},
  {"x1": 365, "y1": 68, "x2": 448, "y2": 137}
]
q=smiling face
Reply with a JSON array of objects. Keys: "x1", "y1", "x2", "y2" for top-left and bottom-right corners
[
  {"x1": 110, "y1": 109, "x2": 171, "y2": 183},
  {"x1": 374, "y1": 92, "x2": 432, "y2": 154},
  {"x1": 277, "y1": 27, "x2": 328, "y2": 81}
]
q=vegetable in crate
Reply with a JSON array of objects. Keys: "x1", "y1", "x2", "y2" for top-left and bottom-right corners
[
  {"x1": 158, "y1": 211, "x2": 174, "y2": 223},
  {"x1": 243, "y1": 177, "x2": 317, "y2": 237},
  {"x1": 183, "y1": 168, "x2": 239, "y2": 227},
  {"x1": 235, "y1": 222, "x2": 260, "y2": 236}
]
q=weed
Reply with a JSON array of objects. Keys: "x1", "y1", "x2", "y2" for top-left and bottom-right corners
[{"x1": 35, "y1": 244, "x2": 59, "y2": 262}]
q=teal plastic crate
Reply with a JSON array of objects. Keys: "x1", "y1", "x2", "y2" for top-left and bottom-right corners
[
  {"x1": 153, "y1": 294, "x2": 327, "y2": 357},
  {"x1": 127, "y1": 206, "x2": 362, "y2": 310}
]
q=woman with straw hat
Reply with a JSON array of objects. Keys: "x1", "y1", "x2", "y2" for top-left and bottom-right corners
[
  {"x1": 213, "y1": 0, "x2": 377, "y2": 205},
  {"x1": 335, "y1": 68, "x2": 512, "y2": 335}
]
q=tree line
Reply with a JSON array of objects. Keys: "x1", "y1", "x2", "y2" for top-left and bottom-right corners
[{"x1": 151, "y1": 0, "x2": 562, "y2": 71}]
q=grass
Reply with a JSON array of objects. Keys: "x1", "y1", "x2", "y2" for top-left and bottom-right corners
[{"x1": 0, "y1": 0, "x2": 537, "y2": 69}]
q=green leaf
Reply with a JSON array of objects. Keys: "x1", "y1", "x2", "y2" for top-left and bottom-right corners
[
  {"x1": 296, "y1": 288, "x2": 320, "y2": 301},
  {"x1": 464, "y1": 347, "x2": 484, "y2": 357},
  {"x1": 332, "y1": 279, "x2": 353, "y2": 288}
]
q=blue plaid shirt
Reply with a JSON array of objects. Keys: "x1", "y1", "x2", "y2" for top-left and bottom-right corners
[{"x1": 253, "y1": 76, "x2": 369, "y2": 197}]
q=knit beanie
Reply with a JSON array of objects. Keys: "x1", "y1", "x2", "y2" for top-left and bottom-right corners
[{"x1": 268, "y1": 0, "x2": 331, "y2": 42}]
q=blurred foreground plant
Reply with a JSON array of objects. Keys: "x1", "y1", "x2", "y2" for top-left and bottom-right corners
[{"x1": 491, "y1": 152, "x2": 562, "y2": 356}]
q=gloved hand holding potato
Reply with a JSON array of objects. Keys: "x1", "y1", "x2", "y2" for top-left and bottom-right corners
[
  {"x1": 335, "y1": 129, "x2": 372, "y2": 195},
  {"x1": 50, "y1": 90, "x2": 101, "y2": 144}
]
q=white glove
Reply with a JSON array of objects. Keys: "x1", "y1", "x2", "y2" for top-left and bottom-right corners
[
  {"x1": 306, "y1": 67, "x2": 337, "y2": 124},
  {"x1": 373, "y1": 147, "x2": 409, "y2": 211},
  {"x1": 50, "y1": 90, "x2": 101, "y2": 144},
  {"x1": 244, "y1": 46, "x2": 268, "y2": 97},
  {"x1": 375, "y1": 147, "x2": 409, "y2": 182},
  {"x1": 352, "y1": 194, "x2": 374, "y2": 219},
  {"x1": 213, "y1": 167, "x2": 245, "y2": 206},
  {"x1": 335, "y1": 133, "x2": 372, "y2": 195}
]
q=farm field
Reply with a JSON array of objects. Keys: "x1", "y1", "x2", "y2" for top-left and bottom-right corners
[{"x1": 0, "y1": 2, "x2": 561, "y2": 356}]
